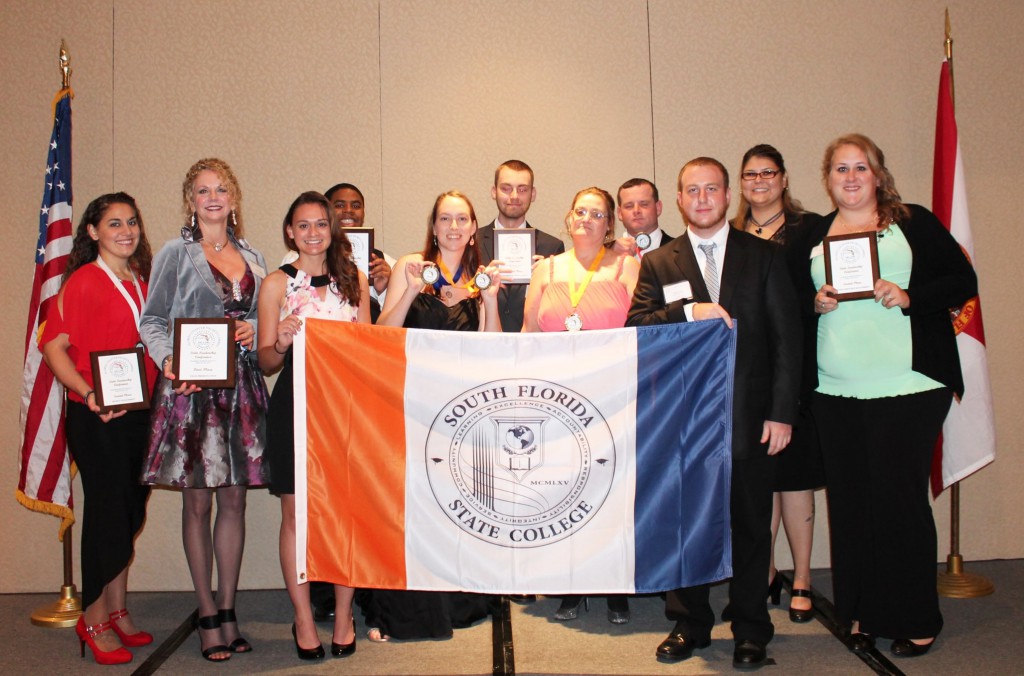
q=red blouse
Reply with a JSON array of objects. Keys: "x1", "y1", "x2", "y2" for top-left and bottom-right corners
[{"x1": 41, "y1": 263, "x2": 160, "y2": 404}]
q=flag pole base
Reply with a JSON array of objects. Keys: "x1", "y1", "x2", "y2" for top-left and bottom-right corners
[
  {"x1": 30, "y1": 584, "x2": 82, "y2": 628},
  {"x1": 937, "y1": 555, "x2": 994, "y2": 598}
]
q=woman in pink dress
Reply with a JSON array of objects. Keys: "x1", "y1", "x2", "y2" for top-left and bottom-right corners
[{"x1": 522, "y1": 186, "x2": 639, "y2": 622}]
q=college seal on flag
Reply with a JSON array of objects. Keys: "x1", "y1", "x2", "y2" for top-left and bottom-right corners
[{"x1": 425, "y1": 378, "x2": 616, "y2": 548}]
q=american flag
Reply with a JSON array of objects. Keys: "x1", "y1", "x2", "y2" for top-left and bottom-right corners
[{"x1": 16, "y1": 89, "x2": 75, "y2": 538}]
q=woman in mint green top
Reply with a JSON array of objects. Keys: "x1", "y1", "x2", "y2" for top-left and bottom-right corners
[{"x1": 793, "y1": 134, "x2": 976, "y2": 659}]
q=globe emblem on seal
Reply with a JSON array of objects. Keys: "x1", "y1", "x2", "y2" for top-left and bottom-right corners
[
  {"x1": 425, "y1": 378, "x2": 616, "y2": 548},
  {"x1": 506, "y1": 425, "x2": 534, "y2": 451}
]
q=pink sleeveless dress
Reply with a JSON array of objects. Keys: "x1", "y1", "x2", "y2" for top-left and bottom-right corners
[{"x1": 536, "y1": 253, "x2": 632, "y2": 331}]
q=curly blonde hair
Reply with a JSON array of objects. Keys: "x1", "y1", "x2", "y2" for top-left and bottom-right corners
[{"x1": 181, "y1": 157, "x2": 245, "y2": 236}]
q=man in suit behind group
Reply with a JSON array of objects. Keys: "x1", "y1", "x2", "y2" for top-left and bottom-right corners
[
  {"x1": 477, "y1": 159, "x2": 565, "y2": 333},
  {"x1": 614, "y1": 177, "x2": 674, "y2": 257},
  {"x1": 626, "y1": 157, "x2": 800, "y2": 670}
]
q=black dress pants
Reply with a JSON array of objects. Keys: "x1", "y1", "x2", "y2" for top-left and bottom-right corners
[
  {"x1": 665, "y1": 453, "x2": 776, "y2": 645},
  {"x1": 814, "y1": 388, "x2": 949, "y2": 639}
]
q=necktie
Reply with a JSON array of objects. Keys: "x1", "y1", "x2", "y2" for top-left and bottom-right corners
[{"x1": 698, "y1": 243, "x2": 719, "y2": 303}]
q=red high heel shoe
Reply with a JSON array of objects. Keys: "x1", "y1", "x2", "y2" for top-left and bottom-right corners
[
  {"x1": 109, "y1": 608, "x2": 153, "y2": 647},
  {"x1": 76, "y1": 616, "x2": 133, "y2": 665}
]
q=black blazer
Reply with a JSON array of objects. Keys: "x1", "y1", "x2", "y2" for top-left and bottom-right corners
[
  {"x1": 626, "y1": 227, "x2": 801, "y2": 459},
  {"x1": 478, "y1": 221, "x2": 565, "y2": 333},
  {"x1": 788, "y1": 204, "x2": 977, "y2": 397}
]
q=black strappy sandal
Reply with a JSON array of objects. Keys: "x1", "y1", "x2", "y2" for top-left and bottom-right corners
[
  {"x1": 217, "y1": 608, "x2": 252, "y2": 653},
  {"x1": 196, "y1": 614, "x2": 231, "y2": 662}
]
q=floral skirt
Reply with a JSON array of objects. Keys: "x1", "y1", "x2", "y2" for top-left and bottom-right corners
[{"x1": 142, "y1": 352, "x2": 269, "y2": 488}]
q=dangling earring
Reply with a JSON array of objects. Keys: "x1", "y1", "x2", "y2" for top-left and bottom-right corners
[
  {"x1": 433, "y1": 236, "x2": 438, "y2": 247},
  {"x1": 470, "y1": 235, "x2": 475, "y2": 246},
  {"x1": 231, "y1": 209, "x2": 238, "y2": 228},
  {"x1": 191, "y1": 212, "x2": 197, "y2": 229}
]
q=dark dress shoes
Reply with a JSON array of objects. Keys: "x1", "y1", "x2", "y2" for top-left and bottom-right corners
[
  {"x1": 655, "y1": 628, "x2": 710, "y2": 661},
  {"x1": 891, "y1": 638, "x2": 934, "y2": 657},
  {"x1": 509, "y1": 594, "x2": 536, "y2": 604},
  {"x1": 847, "y1": 632, "x2": 875, "y2": 653},
  {"x1": 733, "y1": 639, "x2": 767, "y2": 670}
]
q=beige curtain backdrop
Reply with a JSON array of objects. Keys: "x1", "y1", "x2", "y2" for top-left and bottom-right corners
[{"x1": 1, "y1": 0, "x2": 1020, "y2": 593}]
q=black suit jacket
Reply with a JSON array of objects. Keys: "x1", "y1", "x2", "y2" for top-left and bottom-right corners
[
  {"x1": 478, "y1": 221, "x2": 565, "y2": 332},
  {"x1": 626, "y1": 227, "x2": 801, "y2": 459}
]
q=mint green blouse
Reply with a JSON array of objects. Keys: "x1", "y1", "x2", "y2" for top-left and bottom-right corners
[{"x1": 810, "y1": 224, "x2": 943, "y2": 399}]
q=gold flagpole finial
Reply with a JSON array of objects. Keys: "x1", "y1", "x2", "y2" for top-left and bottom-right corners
[
  {"x1": 944, "y1": 9, "x2": 953, "y2": 61},
  {"x1": 59, "y1": 39, "x2": 72, "y2": 89}
]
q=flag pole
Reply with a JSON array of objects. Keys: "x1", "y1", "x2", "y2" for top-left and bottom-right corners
[
  {"x1": 30, "y1": 40, "x2": 82, "y2": 629},
  {"x1": 935, "y1": 9, "x2": 994, "y2": 600}
]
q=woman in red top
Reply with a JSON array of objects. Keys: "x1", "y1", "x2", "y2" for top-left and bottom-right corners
[{"x1": 42, "y1": 193, "x2": 159, "y2": 666}]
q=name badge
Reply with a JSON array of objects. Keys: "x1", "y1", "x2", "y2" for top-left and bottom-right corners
[{"x1": 663, "y1": 280, "x2": 693, "y2": 304}]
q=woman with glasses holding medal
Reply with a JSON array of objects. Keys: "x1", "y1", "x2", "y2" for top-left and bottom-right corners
[
  {"x1": 362, "y1": 190, "x2": 501, "y2": 641},
  {"x1": 41, "y1": 193, "x2": 159, "y2": 665},
  {"x1": 522, "y1": 187, "x2": 639, "y2": 623},
  {"x1": 140, "y1": 158, "x2": 269, "y2": 662},
  {"x1": 730, "y1": 144, "x2": 823, "y2": 624}
]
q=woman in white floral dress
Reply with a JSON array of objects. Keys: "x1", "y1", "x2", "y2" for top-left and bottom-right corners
[{"x1": 257, "y1": 191, "x2": 370, "y2": 660}]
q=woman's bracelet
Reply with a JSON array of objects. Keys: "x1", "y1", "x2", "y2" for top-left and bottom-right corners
[
  {"x1": 83, "y1": 390, "x2": 94, "y2": 403},
  {"x1": 273, "y1": 341, "x2": 288, "y2": 355}
]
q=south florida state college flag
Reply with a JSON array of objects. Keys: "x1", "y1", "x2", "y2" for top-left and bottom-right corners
[{"x1": 293, "y1": 320, "x2": 736, "y2": 595}]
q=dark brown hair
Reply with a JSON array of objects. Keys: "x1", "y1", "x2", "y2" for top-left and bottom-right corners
[
  {"x1": 64, "y1": 192, "x2": 152, "y2": 282},
  {"x1": 282, "y1": 191, "x2": 361, "y2": 306},
  {"x1": 731, "y1": 143, "x2": 805, "y2": 230}
]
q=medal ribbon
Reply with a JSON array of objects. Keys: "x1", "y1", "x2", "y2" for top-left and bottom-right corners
[
  {"x1": 436, "y1": 258, "x2": 476, "y2": 293},
  {"x1": 95, "y1": 255, "x2": 144, "y2": 329},
  {"x1": 568, "y1": 246, "x2": 606, "y2": 311}
]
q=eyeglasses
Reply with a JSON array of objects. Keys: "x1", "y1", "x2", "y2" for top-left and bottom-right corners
[
  {"x1": 573, "y1": 207, "x2": 607, "y2": 221},
  {"x1": 741, "y1": 169, "x2": 780, "y2": 181}
]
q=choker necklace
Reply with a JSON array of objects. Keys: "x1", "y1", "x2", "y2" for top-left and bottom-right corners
[
  {"x1": 205, "y1": 239, "x2": 228, "y2": 252},
  {"x1": 748, "y1": 209, "x2": 784, "y2": 235}
]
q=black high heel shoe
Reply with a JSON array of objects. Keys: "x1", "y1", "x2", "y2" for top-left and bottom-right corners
[
  {"x1": 195, "y1": 614, "x2": 231, "y2": 662},
  {"x1": 788, "y1": 588, "x2": 814, "y2": 622},
  {"x1": 607, "y1": 595, "x2": 631, "y2": 624},
  {"x1": 767, "y1": 573, "x2": 782, "y2": 606},
  {"x1": 217, "y1": 608, "x2": 252, "y2": 653},
  {"x1": 553, "y1": 595, "x2": 589, "y2": 621},
  {"x1": 891, "y1": 638, "x2": 934, "y2": 658},
  {"x1": 331, "y1": 621, "x2": 356, "y2": 658},
  {"x1": 292, "y1": 623, "x2": 325, "y2": 660}
]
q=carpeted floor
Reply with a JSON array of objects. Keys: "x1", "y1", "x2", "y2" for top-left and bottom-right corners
[{"x1": 3, "y1": 559, "x2": 1019, "y2": 675}]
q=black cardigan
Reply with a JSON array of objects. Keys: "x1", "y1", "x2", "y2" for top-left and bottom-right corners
[{"x1": 788, "y1": 204, "x2": 978, "y2": 398}]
